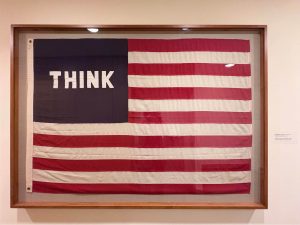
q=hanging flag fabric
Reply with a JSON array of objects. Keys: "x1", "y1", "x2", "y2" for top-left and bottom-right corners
[{"x1": 26, "y1": 38, "x2": 252, "y2": 194}]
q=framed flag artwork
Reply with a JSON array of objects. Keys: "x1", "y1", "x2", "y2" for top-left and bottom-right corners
[{"x1": 10, "y1": 25, "x2": 268, "y2": 208}]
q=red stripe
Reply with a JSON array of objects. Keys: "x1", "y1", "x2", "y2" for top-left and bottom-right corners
[
  {"x1": 33, "y1": 181, "x2": 250, "y2": 194},
  {"x1": 34, "y1": 134, "x2": 252, "y2": 148},
  {"x1": 128, "y1": 39, "x2": 250, "y2": 52},
  {"x1": 129, "y1": 111, "x2": 252, "y2": 124},
  {"x1": 128, "y1": 63, "x2": 250, "y2": 76},
  {"x1": 129, "y1": 87, "x2": 251, "y2": 100},
  {"x1": 33, "y1": 158, "x2": 250, "y2": 172}
]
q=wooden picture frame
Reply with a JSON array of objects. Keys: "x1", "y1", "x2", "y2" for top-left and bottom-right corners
[{"x1": 10, "y1": 25, "x2": 268, "y2": 209}]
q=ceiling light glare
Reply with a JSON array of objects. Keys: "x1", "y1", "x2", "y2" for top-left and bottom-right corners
[
  {"x1": 225, "y1": 63, "x2": 235, "y2": 68},
  {"x1": 182, "y1": 27, "x2": 189, "y2": 31},
  {"x1": 87, "y1": 28, "x2": 99, "y2": 33}
]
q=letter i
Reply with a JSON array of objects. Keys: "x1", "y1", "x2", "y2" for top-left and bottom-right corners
[{"x1": 79, "y1": 71, "x2": 84, "y2": 88}]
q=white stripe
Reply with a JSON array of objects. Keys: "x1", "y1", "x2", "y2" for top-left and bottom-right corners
[
  {"x1": 33, "y1": 122, "x2": 251, "y2": 136},
  {"x1": 33, "y1": 146, "x2": 251, "y2": 160},
  {"x1": 33, "y1": 169, "x2": 251, "y2": 184},
  {"x1": 26, "y1": 39, "x2": 34, "y2": 192},
  {"x1": 128, "y1": 75, "x2": 250, "y2": 88},
  {"x1": 129, "y1": 99, "x2": 251, "y2": 112},
  {"x1": 128, "y1": 52, "x2": 250, "y2": 64}
]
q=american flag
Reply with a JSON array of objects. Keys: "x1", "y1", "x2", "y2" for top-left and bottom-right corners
[{"x1": 27, "y1": 38, "x2": 252, "y2": 194}]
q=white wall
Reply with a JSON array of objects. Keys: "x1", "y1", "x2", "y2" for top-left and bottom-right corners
[{"x1": 0, "y1": 0, "x2": 300, "y2": 224}]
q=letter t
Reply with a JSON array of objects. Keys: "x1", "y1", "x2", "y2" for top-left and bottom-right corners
[{"x1": 49, "y1": 71, "x2": 61, "y2": 88}]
